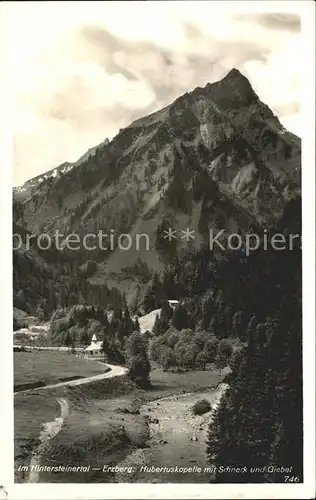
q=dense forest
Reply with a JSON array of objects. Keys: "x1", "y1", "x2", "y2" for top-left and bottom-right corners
[
  {"x1": 205, "y1": 196, "x2": 302, "y2": 482},
  {"x1": 13, "y1": 223, "x2": 124, "y2": 324},
  {"x1": 144, "y1": 196, "x2": 302, "y2": 482},
  {"x1": 12, "y1": 63, "x2": 303, "y2": 486},
  {"x1": 13, "y1": 191, "x2": 302, "y2": 482}
]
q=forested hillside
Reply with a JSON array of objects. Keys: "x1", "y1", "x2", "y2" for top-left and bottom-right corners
[
  {"x1": 13, "y1": 68, "x2": 302, "y2": 483},
  {"x1": 142, "y1": 196, "x2": 302, "y2": 481},
  {"x1": 205, "y1": 196, "x2": 302, "y2": 482}
]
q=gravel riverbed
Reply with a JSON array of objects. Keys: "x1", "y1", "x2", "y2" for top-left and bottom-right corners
[{"x1": 114, "y1": 383, "x2": 228, "y2": 483}]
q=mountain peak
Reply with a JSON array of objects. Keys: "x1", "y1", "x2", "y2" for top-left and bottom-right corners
[
  {"x1": 225, "y1": 67, "x2": 243, "y2": 78},
  {"x1": 221, "y1": 68, "x2": 253, "y2": 88},
  {"x1": 202, "y1": 68, "x2": 258, "y2": 109}
]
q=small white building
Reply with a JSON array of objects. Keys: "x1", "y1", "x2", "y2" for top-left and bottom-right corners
[
  {"x1": 168, "y1": 300, "x2": 179, "y2": 308},
  {"x1": 84, "y1": 333, "x2": 103, "y2": 356}
]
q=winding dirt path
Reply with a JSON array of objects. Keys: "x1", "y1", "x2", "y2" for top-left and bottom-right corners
[
  {"x1": 14, "y1": 363, "x2": 128, "y2": 395},
  {"x1": 27, "y1": 397, "x2": 69, "y2": 483},
  {"x1": 19, "y1": 362, "x2": 128, "y2": 482}
]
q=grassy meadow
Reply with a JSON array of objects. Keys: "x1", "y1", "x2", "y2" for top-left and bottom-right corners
[
  {"x1": 14, "y1": 351, "x2": 105, "y2": 387},
  {"x1": 14, "y1": 365, "x2": 226, "y2": 483}
]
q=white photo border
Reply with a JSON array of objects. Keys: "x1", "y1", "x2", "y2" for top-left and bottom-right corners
[{"x1": 0, "y1": 1, "x2": 314, "y2": 499}]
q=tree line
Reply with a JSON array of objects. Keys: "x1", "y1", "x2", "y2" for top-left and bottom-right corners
[{"x1": 206, "y1": 197, "x2": 302, "y2": 482}]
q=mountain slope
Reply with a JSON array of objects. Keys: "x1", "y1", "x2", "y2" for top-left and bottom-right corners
[{"x1": 13, "y1": 69, "x2": 301, "y2": 302}]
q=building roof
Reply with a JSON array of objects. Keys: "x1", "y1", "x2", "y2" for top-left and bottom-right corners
[
  {"x1": 91, "y1": 333, "x2": 98, "y2": 342},
  {"x1": 84, "y1": 341, "x2": 102, "y2": 352}
]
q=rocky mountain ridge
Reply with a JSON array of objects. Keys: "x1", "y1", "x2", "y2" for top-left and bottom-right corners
[{"x1": 13, "y1": 68, "x2": 301, "y2": 299}]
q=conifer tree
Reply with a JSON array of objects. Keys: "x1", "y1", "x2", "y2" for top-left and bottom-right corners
[
  {"x1": 158, "y1": 306, "x2": 170, "y2": 336},
  {"x1": 152, "y1": 314, "x2": 161, "y2": 336},
  {"x1": 172, "y1": 304, "x2": 190, "y2": 331},
  {"x1": 133, "y1": 317, "x2": 140, "y2": 331},
  {"x1": 126, "y1": 331, "x2": 151, "y2": 387}
]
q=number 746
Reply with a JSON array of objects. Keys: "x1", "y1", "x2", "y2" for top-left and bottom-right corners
[{"x1": 284, "y1": 476, "x2": 300, "y2": 483}]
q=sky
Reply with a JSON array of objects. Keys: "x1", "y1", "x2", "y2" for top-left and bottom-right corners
[{"x1": 1, "y1": 1, "x2": 304, "y2": 186}]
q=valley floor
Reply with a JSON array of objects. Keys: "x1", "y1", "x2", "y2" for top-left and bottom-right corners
[
  {"x1": 14, "y1": 367, "x2": 228, "y2": 483},
  {"x1": 113, "y1": 385, "x2": 227, "y2": 483},
  {"x1": 14, "y1": 351, "x2": 106, "y2": 387}
]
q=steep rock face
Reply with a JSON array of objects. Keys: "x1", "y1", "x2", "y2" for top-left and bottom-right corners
[{"x1": 13, "y1": 69, "x2": 301, "y2": 294}]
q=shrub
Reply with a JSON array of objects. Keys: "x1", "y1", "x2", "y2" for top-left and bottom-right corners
[
  {"x1": 192, "y1": 398, "x2": 212, "y2": 416},
  {"x1": 128, "y1": 355, "x2": 151, "y2": 388},
  {"x1": 126, "y1": 331, "x2": 151, "y2": 387}
]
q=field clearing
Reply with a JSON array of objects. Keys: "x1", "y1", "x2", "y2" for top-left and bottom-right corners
[
  {"x1": 14, "y1": 392, "x2": 60, "y2": 481},
  {"x1": 14, "y1": 366, "x2": 228, "y2": 483},
  {"x1": 37, "y1": 367, "x2": 226, "y2": 483},
  {"x1": 14, "y1": 351, "x2": 105, "y2": 386},
  {"x1": 14, "y1": 374, "x2": 135, "y2": 482}
]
